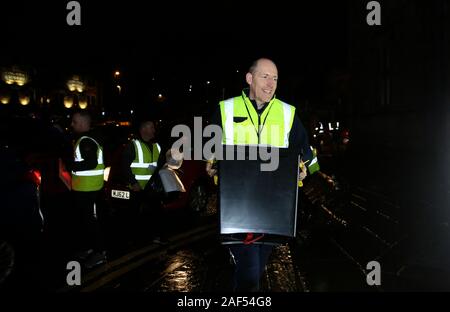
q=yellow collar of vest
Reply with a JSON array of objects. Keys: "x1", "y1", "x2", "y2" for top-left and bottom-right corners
[{"x1": 241, "y1": 89, "x2": 277, "y2": 115}]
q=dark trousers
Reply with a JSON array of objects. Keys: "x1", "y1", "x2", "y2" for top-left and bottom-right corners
[
  {"x1": 72, "y1": 190, "x2": 105, "y2": 253},
  {"x1": 120, "y1": 190, "x2": 167, "y2": 240},
  {"x1": 229, "y1": 244, "x2": 273, "y2": 292},
  {"x1": 141, "y1": 190, "x2": 168, "y2": 239},
  {"x1": 124, "y1": 191, "x2": 143, "y2": 239}
]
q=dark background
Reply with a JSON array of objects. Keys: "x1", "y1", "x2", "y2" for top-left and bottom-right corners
[
  {"x1": 1, "y1": 0, "x2": 449, "y2": 227},
  {"x1": 0, "y1": 1, "x2": 349, "y2": 116}
]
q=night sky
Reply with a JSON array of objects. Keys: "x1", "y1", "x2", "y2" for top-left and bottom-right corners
[
  {"x1": 2, "y1": 2, "x2": 348, "y2": 72},
  {"x1": 1, "y1": 1, "x2": 349, "y2": 116}
]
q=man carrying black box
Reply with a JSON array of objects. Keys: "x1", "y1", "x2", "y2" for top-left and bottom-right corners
[{"x1": 206, "y1": 58, "x2": 319, "y2": 291}]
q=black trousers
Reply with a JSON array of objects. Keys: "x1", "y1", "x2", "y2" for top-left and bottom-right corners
[
  {"x1": 120, "y1": 190, "x2": 167, "y2": 240},
  {"x1": 122, "y1": 191, "x2": 143, "y2": 239},
  {"x1": 229, "y1": 244, "x2": 273, "y2": 292},
  {"x1": 72, "y1": 190, "x2": 105, "y2": 252}
]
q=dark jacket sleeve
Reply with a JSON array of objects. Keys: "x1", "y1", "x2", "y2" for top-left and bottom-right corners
[
  {"x1": 208, "y1": 105, "x2": 222, "y2": 127},
  {"x1": 121, "y1": 142, "x2": 137, "y2": 185},
  {"x1": 288, "y1": 114, "x2": 313, "y2": 163},
  {"x1": 156, "y1": 142, "x2": 168, "y2": 168},
  {"x1": 71, "y1": 138, "x2": 99, "y2": 172},
  {"x1": 206, "y1": 105, "x2": 223, "y2": 159}
]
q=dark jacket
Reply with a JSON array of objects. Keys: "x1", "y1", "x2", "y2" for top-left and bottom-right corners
[{"x1": 66, "y1": 131, "x2": 102, "y2": 173}]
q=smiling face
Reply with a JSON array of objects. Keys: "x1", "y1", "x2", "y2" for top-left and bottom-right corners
[{"x1": 246, "y1": 59, "x2": 278, "y2": 106}]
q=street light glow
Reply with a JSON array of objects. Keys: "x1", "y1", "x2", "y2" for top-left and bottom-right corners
[
  {"x1": 2, "y1": 70, "x2": 28, "y2": 86},
  {"x1": 64, "y1": 96, "x2": 73, "y2": 108},
  {"x1": 67, "y1": 76, "x2": 84, "y2": 93},
  {"x1": 19, "y1": 96, "x2": 30, "y2": 106},
  {"x1": 114, "y1": 71, "x2": 120, "y2": 76},
  {"x1": 79, "y1": 98, "x2": 88, "y2": 109},
  {"x1": 0, "y1": 95, "x2": 10, "y2": 104}
]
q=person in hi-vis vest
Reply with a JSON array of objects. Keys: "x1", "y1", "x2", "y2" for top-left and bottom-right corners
[
  {"x1": 206, "y1": 58, "x2": 319, "y2": 291},
  {"x1": 119, "y1": 118, "x2": 167, "y2": 244},
  {"x1": 69, "y1": 110, "x2": 107, "y2": 269},
  {"x1": 123, "y1": 119, "x2": 160, "y2": 192}
]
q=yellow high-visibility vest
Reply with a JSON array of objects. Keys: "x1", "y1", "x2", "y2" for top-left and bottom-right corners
[
  {"x1": 219, "y1": 90, "x2": 295, "y2": 147},
  {"x1": 71, "y1": 136, "x2": 105, "y2": 192},
  {"x1": 130, "y1": 139, "x2": 160, "y2": 189}
]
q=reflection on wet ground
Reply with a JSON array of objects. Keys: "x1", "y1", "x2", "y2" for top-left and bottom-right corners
[
  {"x1": 262, "y1": 245, "x2": 305, "y2": 292},
  {"x1": 55, "y1": 166, "x2": 450, "y2": 293},
  {"x1": 297, "y1": 171, "x2": 450, "y2": 291},
  {"x1": 152, "y1": 244, "x2": 306, "y2": 292},
  {"x1": 97, "y1": 233, "x2": 233, "y2": 292},
  {"x1": 149, "y1": 250, "x2": 204, "y2": 292}
]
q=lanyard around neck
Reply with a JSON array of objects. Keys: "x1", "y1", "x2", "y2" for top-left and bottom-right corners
[{"x1": 241, "y1": 94, "x2": 275, "y2": 138}]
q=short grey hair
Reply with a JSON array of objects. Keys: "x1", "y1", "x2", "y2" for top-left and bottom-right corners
[
  {"x1": 248, "y1": 58, "x2": 276, "y2": 75},
  {"x1": 248, "y1": 59, "x2": 260, "y2": 75}
]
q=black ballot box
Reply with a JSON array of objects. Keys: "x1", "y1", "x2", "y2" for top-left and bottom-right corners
[{"x1": 219, "y1": 146, "x2": 300, "y2": 238}]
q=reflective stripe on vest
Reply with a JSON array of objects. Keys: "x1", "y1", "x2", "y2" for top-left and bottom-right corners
[
  {"x1": 74, "y1": 136, "x2": 104, "y2": 164},
  {"x1": 135, "y1": 175, "x2": 152, "y2": 180},
  {"x1": 72, "y1": 136, "x2": 105, "y2": 191},
  {"x1": 223, "y1": 98, "x2": 234, "y2": 145},
  {"x1": 220, "y1": 91, "x2": 295, "y2": 148},
  {"x1": 130, "y1": 140, "x2": 160, "y2": 188},
  {"x1": 73, "y1": 169, "x2": 105, "y2": 176},
  {"x1": 307, "y1": 146, "x2": 320, "y2": 175}
]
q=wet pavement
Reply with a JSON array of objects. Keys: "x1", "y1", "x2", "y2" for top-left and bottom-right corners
[
  {"x1": 299, "y1": 149, "x2": 450, "y2": 292},
  {"x1": 3, "y1": 145, "x2": 449, "y2": 292},
  {"x1": 57, "y1": 215, "x2": 307, "y2": 293}
]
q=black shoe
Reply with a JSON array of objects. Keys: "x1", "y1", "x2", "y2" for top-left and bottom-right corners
[
  {"x1": 152, "y1": 237, "x2": 169, "y2": 245},
  {"x1": 74, "y1": 248, "x2": 94, "y2": 261},
  {"x1": 84, "y1": 251, "x2": 107, "y2": 269}
]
